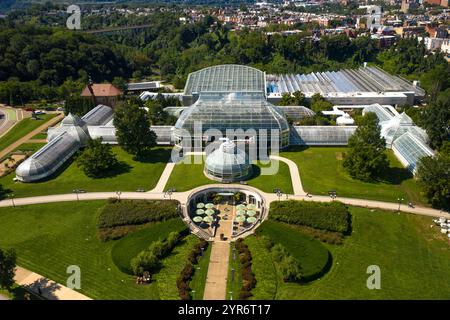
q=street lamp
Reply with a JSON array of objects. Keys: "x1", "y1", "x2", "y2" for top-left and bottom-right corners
[
  {"x1": 116, "y1": 191, "x2": 122, "y2": 201},
  {"x1": 9, "y1": 193, "x2": 15, "y2": 207},
  {"x1": 231, "y1": 268, "x2": 235, "y2": 282},
  {"x1": 165, "y1": 188, "x2": 175, "y2": 200},
  {"x1": 191, "y1": 290, "x2": 196, "y2": 300},
  {"x1": 397, "y1": 197, "x2": 404, "y2": 212},
  {"x1": 73, "y1": 189, "x2": 80, "y2": 201},
  {"x1": 273, "y1": 188, "x2": 283, "y2": 201}
]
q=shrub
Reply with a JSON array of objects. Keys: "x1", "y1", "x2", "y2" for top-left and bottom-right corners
[
  {"x1": 130, "y1": 231, "x2": 182, "y2": 276},
  {"x1": 279, "y1": 255, "x2": 302, "y2": 283},
  {"x1": 177, "y1": 239, "x2": 209, "y2": 300},
  {"x1": 98, "y1": 200, "x2": 179, "y2": 229},
  {"x1": 269, "y1": 200, "x2": 351, "y2": 234},
  {"x1": 235, "y1": 239, "x2": 256, "y2": 299}
]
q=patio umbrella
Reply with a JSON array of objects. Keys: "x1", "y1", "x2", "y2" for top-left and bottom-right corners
[
  {"x1": 205, "y1": 209, "x2": 215, "y2": 215},
  {"x1": 246, "y1": 210, "x2": 256, "y2": 216},
  {"x1": 246, "y1": 204, "x2": 256, "y2": 210},
  {"x1": 196, "y1": 203, "x2": 205, "y2": 209},
  {"x1": 236, "y1": 204, "x2": 246, "y2": 210},
  {"x1": 236, "y1": 209, "x2": 246, "y2": 216},
  {"x1": 193, "y1": 216, "x2": 203, "y2": 223},
  {"x1": 246, "y1": 216, "x2": 257, "y2": 224},
  {"x1": 235, "y1": 216, "x2": 246, "y2": 223},
  {"x1": 203, "y1": 216, "x2": 214, "y2": 223},
  {"x1": 195, "y1": 209, "x2": 205, "y2": 215},
  {"x1": 205, "y1": 203, "x2": 214, "y2": 209}
]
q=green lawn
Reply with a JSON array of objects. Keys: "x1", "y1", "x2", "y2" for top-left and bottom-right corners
[
  {"x1": 0, "y1": 201, "x2": 159, "y2": 299},
  {"x1": 165, "y1": 159, "x2": 293, "y2": 194},
  {"x1": 226, "y1": 241, "x2": 242, "y2": 300},
  {"x1": 248, "y1": 207, "x2": 450, "y2": 299},
  {"x1": 111, "y1": 219, "x2": 187, "y2": 274},
  {"x1": 154, "y1": 235, "x2": 199, "y2": 300},
  {"x1": 282, "y1": 146, "x2": 426, "y2": 205},
  {"x1": 31, "y1": 132, "x2": 48, "y2": 140},
  {"x1": 255, "y1": 220, "x2": 330, "y2": 281},
  {"x1": 0, "y1": 147, "x2": 171, "y2": 197},
  {"x1": 13, "y1": 143, "x2": 46, "y2": 153},
  {"x1": 0, "y1": 114, "x2": 56, "y2": 152},
  {"x1": 189, "y1": 242, "x2": 212, "y2": 300}
]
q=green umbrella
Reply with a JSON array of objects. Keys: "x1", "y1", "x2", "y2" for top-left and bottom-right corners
[
  {"x1": 236, "y1": 209, "x2": 246, "y2": 216},
  {"x1": 195, "y1": 209, "x2": 205, "y2": 215},
  {"x1": 246, "y1": 210, "x2": 256, "y2": 216},
  {"x1": 236, "y1": 204, "x2": 246, "y2": 210},
  {"x1": 235, "y1": 216, "x2": 246, "y2": 223},
  {"x1": 196, "y1": 203, "x2": 205, "y2": 209},
  {"x1": 193, "y1": 216, "x2": 203, "y2": 223},
  {"x1": 205, "y1": 209, "x2": 215, "y2": 215},
  {"x1": 246, "y1": 204, "x2": 256, "y2": 210},
  {"x1": 246, "y1": 216, "x2": 257, "y2": 224},
  {"x1": 203, "y1": 216, "x2": 214, "y2": 223},
  {"x1": 205, "y1": 203, "x2": 214, "y2": 209}
]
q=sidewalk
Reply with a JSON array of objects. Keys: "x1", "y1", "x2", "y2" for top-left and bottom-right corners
[{"x1": 14, "y1": 267, "x2": 91, "y2": 300}]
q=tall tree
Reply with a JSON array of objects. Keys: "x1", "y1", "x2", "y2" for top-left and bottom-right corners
[
  {"x1": 416, "y1": 144, "x2": 450, "y2": 210},
  {"x1": 77, "y1": 138, "x2": 119, "y2": 178},
  {"x1": 113, "y1": 100, "x2": 157, "y2": 157},
  {"x1": 0, "y1": 248, "x2": 16, "y2": 291},
  {"x1": 422, "y1": 90, "x2": 450, "y2": 150},
  {"x1": 343, "y1": 113, "x2": 389, "y2": 181}
]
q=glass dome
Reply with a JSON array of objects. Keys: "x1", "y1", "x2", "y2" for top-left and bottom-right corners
[
  {"x1": 173, "y1": 92, "x2": 290, "y2": 150},
  {"x1": 204, "y1": 139, "x2": 252, "y2": 183}
]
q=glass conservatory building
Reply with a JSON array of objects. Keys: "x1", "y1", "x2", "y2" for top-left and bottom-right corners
[
  {"x1": 204, "y1": 139, "x2": 252, "y2": 183},
  {"x1": 175, "y1": 65, "x2": 290, "y2": 151}
]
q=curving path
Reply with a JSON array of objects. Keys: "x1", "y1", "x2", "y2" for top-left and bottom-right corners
[{"x1": 270, "y1": 154, "x2": 305, "y2": 195}]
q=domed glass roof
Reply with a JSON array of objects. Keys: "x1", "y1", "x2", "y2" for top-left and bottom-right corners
[
  {"x1": 204, "y1": 139, "x2": 252, "y2": 183},
  {"x1": 174, "y1": 92, "x2": 290, "y2": 149}
]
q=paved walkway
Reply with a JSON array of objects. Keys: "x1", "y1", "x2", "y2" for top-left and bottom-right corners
[
  {"x1": 203, "y1": 241, "x2": 230, "y2": 300},
  {"x1": 14, "y1": 267, "x2": 91, "y2": 300},
  {"x1": 0, "y1": 113, "x2": 63, "y2": 159},
  {"x1": 150, "y1": 161, "x2": 175, "y2": 193},
  {"x1": 270, "y1": 155, "x2": 305, "y2": 195}
]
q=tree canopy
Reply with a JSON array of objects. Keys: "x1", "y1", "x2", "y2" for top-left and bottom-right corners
[
  {"x1": 343, "y1": 112, "x2": 389, "y2": 181},
  {"x1": 0, "y1": 248, "x2": 16, "y2": 291},
  {"x1": 113, "y1": 100, "x2": 157, "y2": 157},
  {"x1": 77, "y1": 138, "x2": 119, "y2": 178}
]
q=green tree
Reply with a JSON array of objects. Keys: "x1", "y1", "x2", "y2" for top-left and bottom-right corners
[
  {"x1": 114, "y1": 100, "x2": 157, "y2": 157},
  {"x1": 416, "y1": 147, "x2": 450, "y2": 210},
  {"x1": 421, "y1": 90, "x2": 450, "y2": 149},
  {"x1": 343, "y1": 113, "x2": 389, "y2": 181},
  {"x1": 0, "y1": 248, "x2": 16, "y2": 291},
  {"x1": 77, "y1": 138, "x2": 118, "y2": 178}
]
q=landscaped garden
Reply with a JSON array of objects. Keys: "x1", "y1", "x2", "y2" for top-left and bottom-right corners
[
  {"x1": 0, "y1": 114, "x2": 57, "y2": 152},
  {"x1": 0, "y1": 200, "x2": 199, "y2": 300},
  {"x1": 0, "y1": 147, "x2": 171, "y2": 197},
  {"x1": 165, "y1": 159, "x2": 293, "y2": 194},
  {"x1": 282, "y1": 146, "x2": 426, "y2": 205},
  {"x1": 244, "y1": 206, "x2": 450, "y2": 299}
]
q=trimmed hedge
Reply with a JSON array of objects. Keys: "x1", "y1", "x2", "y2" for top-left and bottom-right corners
[
  {"x1": 235, "y1": 239, "x2": 256, "y2": 299},
  {"x1": 98, "y1": 199, "x2": 179, "y2": 228},
  {"x1": 269, "y1": 200, "x2": 351, "y2": 234},
  {"x1": 177, "y1": 239, "x2": 209, "y2": 300}
]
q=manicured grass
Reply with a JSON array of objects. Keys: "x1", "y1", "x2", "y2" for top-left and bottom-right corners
[
  {"x1": 0, "y1": 114, "x2": 56, "y2": 152},
  {"x1": 111, "y1": 219, "x2": 187, "y2": 274},
  {"x1": 0, "y1": 201, "x2": 160, "y2": 299},
  {"x1": 0, "y1": 147, "x2": 171, "y2": 197},
  {"x1": 189, "y1": 242, "x2": 212, "y2": 300},
  {"x1": 243, "y1": 236, "x2": 278, "y2": 300},
  {"x1": 256, "y1": 220, "x2": 331, "y2": 281},
  {"x1": 165, "y1": 159, "x2": 293, "y2": 194},
  {"x1": 154, "y1": 235, "x2": 199, "y2": 300},
  {"x1": 282, "y1": 146, "x2": 426, "y2": 205},
  {"x1": 250, "y1": 207, "x2": 450, "y2": 299},
  {"x1": 226, "y1": 241, "x2": 242, "y2": 300},
  {"x1": 31, "y1": 132, "x2": 48, "y2": 140},
  {"x1": 0, "y1": 284, "x2": 42, "y2": 300},
  {"x1": 12, "y1": 143, "x2": 46, "y2": 153}
]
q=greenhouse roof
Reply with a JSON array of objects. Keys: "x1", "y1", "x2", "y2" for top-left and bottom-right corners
[
  {"x1": 184, "y1": 64, "x2": 266, "y2": 96},
  {"x1": 392, "y1": 131, "x2": 434, "y2": 173}
]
